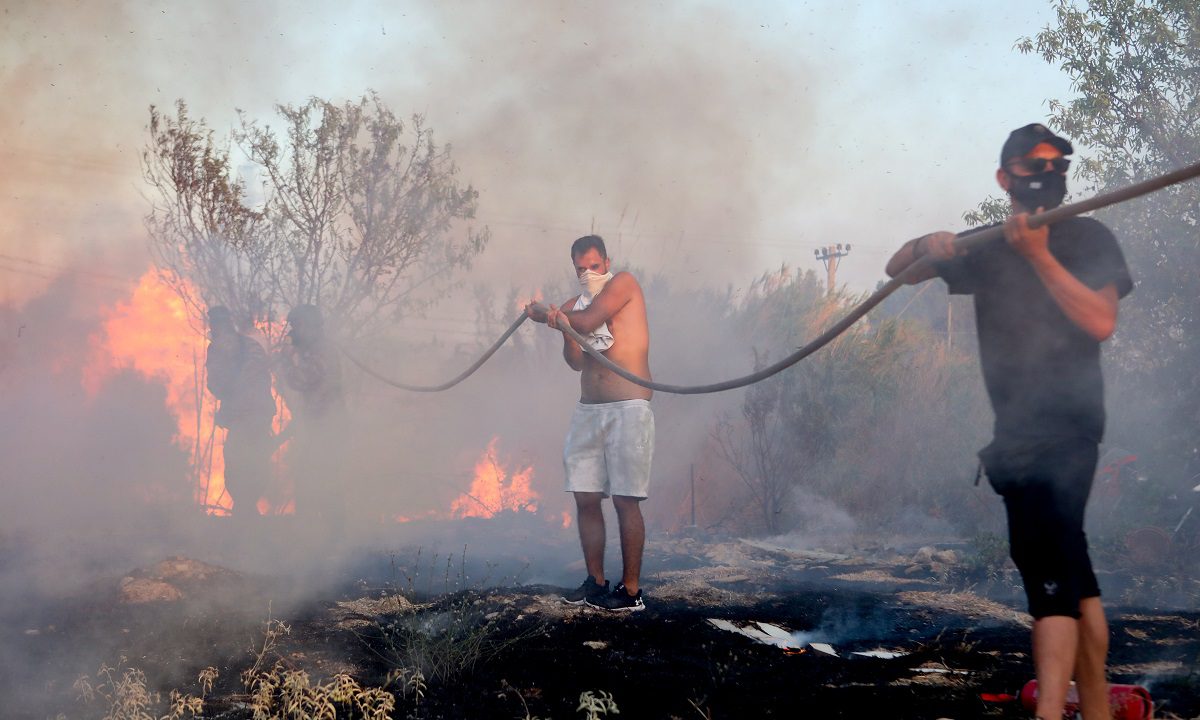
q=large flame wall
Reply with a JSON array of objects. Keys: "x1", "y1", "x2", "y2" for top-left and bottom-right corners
[{"x1": 83, "y1": 269, "x2": 232, "y2": 514}]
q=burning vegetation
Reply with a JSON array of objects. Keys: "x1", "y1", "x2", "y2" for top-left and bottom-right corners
[{"x1": 4, "y1": 3, "x2": 1200, "y2": 718}]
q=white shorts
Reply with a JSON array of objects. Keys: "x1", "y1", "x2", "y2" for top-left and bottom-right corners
[{"x1": 563, "y1": 399, "x2": 655, "y2": 498}]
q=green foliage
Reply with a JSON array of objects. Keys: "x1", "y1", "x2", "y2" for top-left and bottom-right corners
[
  {"x1": 713, "y1": 266, "x2": 992, "y2": 533},
  {"x1": 577, "y1": 690, "x2": 620, "y2": 719},
  {"x1": 1015, "y1": 0, "x2": 1199, "y2": 174},
  {"x1": 962, "y1": 196, "x2": 1010, "y2": 228},
  {"x1": 371, "y1": 592, "x2": 512, "y2": 685},
  {"x1": 1014, "y1": 0, "x2": 1200, "y2": 460}
]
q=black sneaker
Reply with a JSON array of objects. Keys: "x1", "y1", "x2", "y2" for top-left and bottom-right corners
[
  {"x1": 586, "y1": 583, "x2": 645, "y2": 612},
  {"x1": 562, "y1": 575, "x2": 609, "y2": 605}
]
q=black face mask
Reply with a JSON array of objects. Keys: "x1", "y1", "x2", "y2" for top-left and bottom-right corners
[{"x1": 1007, "y1": 171, "x2": 1067, "y2": 211}]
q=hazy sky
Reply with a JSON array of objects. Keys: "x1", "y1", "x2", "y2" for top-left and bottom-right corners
[{"x1": 1, "y1": 0, "x2": 1076, "y2": 310}]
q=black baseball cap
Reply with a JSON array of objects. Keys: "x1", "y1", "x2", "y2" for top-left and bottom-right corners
[{"x1": 999, "y1": 123, "x2": 1073, "y2": 166}]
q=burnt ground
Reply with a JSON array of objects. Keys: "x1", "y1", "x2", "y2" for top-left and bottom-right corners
[{"x1": 4, "y1": 525, "x2": 1199, "y2": 720}]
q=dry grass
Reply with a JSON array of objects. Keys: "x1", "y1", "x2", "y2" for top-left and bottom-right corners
[
  {"x1": 829, "y1": 569, "x2": 928, "y2": 585},
  {"x1": 70, "y1": 613, "x2": 418, "y2": 720},
  {"x1": 897, "y1": 590, "x2": 1031, "y2": 629},
  {"x1": 242, "y1": 665, "x2": 402, "y2": 720},
  {"x1": 73, "y1": 660, "x2": 214, "y2": 720}
]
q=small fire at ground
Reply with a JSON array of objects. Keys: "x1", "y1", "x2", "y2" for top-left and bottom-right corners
[{"x1": 451, "y1": 437, "x2": 539, "y2": 518}]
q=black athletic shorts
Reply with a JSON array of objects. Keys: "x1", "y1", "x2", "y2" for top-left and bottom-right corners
[{"x1": 980, "y1": 436, "x2": 1100, "y2": 619}]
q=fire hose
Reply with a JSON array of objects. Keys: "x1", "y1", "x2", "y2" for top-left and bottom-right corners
[
  {"x1": 344, "y1": 160, "x2": 1200, "y2": 395},
  {"x1": 344, "y1": 312, "x2": 529, "y2": 392}
]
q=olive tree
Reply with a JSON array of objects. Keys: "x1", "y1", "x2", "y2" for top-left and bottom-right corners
[
  {"x1": 142, "y1": 92, "x2": 489, "y2": 341},
  {"x1": 1016, "y1": 0, "x2": 1200, "y2": 460}
]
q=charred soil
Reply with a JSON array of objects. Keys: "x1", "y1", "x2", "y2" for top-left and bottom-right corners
[{"x1": 5, "y1": 532, "x2": 1200, "y2": 719}]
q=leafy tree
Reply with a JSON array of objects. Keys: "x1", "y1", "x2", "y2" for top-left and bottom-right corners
[
  {"x1": 962, "y1": 196, "x2": 1012, "y2": 227},
  {"x1": 142, "y1": 92, "x2": 489, "y2": 341},
  {"x1": 708, "y1": 267, "x2": 990, "y2": 534},
  {"x1": 1014, "y1": 1, "x2": 1199, "y2": 463}
]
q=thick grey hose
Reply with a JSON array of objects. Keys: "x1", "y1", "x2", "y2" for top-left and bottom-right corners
[
  {"x1": 351, "y1": 160, "x2": 1200, "y2": 394},
  {"x1": 341, "y1": 313, "x2": 529, "y2": 392},
  {"x1": 546, "y1": 159, "x2": 1200, "y2": 394}
]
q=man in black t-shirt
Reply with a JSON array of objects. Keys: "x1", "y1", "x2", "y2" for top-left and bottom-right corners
[
  {"x1": 886, "y1": 124, "x2": 1133, "y2": 720},
  {"x1": 205, "y1": 306, "x2": 278, "y2": 518}
]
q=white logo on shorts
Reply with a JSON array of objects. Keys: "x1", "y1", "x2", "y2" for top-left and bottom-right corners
[{"x1": 1043, "y1": 580, "x2": 1059, "y2": 596}]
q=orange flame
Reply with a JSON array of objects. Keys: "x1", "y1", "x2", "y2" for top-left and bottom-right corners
[
  {"x1": 450, "y1": 437, "x2": 539, "y2": 518},
  {"x1": 84, "y1": 268, "x2": 289, "y2": 516},
  {"x1": 84, "y1": 269, "x2": 231, "y2": 513}
]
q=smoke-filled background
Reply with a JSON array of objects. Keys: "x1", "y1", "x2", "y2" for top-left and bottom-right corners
[
  {"x1": 2, "y1": 0, "x2": 1077, "y2": 298},
  {"x1": 3, "y1": 5, "x2": 1199, "y2": 710},
  {"x1": 1, "y1": 3, "x2": 1058, "y2": 543}
]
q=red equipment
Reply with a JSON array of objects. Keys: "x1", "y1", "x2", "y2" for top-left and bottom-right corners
[{"x1": 1019, "y1": 679, "x2": 1152, "y2": 719}]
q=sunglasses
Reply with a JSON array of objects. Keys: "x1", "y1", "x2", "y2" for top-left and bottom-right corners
[{"x1": 1006, "y1": 156, "x2": 1071, "y2": 175}]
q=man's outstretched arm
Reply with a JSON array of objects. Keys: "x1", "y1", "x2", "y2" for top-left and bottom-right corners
[{"x1": 886, "y1": 232, "x2": 958, "y2": 283}]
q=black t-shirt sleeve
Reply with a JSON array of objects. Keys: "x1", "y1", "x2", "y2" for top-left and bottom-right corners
[
  {"x1": 933, "y1": 225, "x2": 999, "y2": 296},
  {"x1": 935, "y1": 253, "x2": 977, "y2": 295},
  {"x1": 1057, "y1": 218, "x2": 1134, "y2": 299}
]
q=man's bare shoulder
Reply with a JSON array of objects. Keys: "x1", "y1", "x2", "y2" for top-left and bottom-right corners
[
  {"x1": 561, "y1": 295, "x2": 581, "y2": 309},
  {"x1": 608, "y1": 271, "x2": 643, "y2": 295}
]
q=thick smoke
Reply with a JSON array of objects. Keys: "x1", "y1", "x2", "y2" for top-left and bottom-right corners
[
  {"x1": 1, "y1": 0, "x2": 819, "y2": 589},
  {"x1": 7, "y1": 3, "x2": 1181, "y2": 716}
]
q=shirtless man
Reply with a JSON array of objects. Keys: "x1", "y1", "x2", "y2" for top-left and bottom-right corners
[{"x1": 526, "y1": 235, "x2": 654, "y2": 612}]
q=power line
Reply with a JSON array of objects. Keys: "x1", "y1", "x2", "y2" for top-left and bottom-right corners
[
  {"x1": 0, "y1": 262, "x2": 59, "y2": 283},
  {"x1": 0, "y1": 253, "x2": 132, "y2": 285},
  {"x1": 0, "y1": 148, "x2": 136, "y2": 178}
]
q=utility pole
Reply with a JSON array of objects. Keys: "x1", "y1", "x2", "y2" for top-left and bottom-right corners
[
  {"x1": 814, "y1": 244, "x2": 851, "y2": 295},
  {"x1": 690, "y1": 463, "x2": 696, "y2": 528},
  {"x1": 947, "y1": 298, "x2": 953, "y2": 349}
]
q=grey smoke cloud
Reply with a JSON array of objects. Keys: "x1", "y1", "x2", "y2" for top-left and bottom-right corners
[
  {"x1": 2, "y1": 1, "x2": 816, "y2": 298},
  {"x1": 2, "y1": 0, "x2": 1074, "y2": 304}
]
